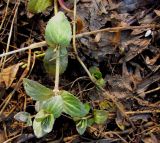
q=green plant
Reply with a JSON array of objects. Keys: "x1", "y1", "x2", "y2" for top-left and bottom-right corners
[
  {"x1": 15, "y1": 78, "x2": 108, "y2": 137},
  {"x1": 89, "y1": 66, "x2": 106, "y2": 88},
  {"x1": 14, "y1": 0, "x2": 108, "y2": 138},
  {"x1": 28, "y1": 0, "x2": 53, "y2": 13}
]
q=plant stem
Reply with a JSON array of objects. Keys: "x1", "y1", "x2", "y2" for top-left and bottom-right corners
[
  {"x1": 54, "y1": 0, "x2": 58, "y2": 14},
  {"x1": 72, "y1": 0, "x2": 94, "y2": 82},
  {"x1": 58, "y1": 0, "x2": 73, "y2": 13},
  {"x1": 53, "y1": 0, "x2": 60, "y2": 95},
  {"x1": 54, "y1": 46, "x2": 60, "y2": 94}
]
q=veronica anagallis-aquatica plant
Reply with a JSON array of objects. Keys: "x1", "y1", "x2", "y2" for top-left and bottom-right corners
[{"x1": 14, "y1": 0, "x2": 108, "y2": 138}]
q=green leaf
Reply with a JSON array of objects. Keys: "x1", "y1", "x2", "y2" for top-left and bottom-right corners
[
  {"x1": 96, "y1": 78, "x2": 106, "y2": 88},
  {"x1": 89, "y1": 66, "x2": 106, "y2": 87},
  {"x1": 33, "y1": 110, "x2": 47, "y2": 138},
  {"x1": 89, "y1": 66, "x2": 102, "y2": 80},
  {"x1": 23, "y1": 78, "x2": 53, "y2": 101},
  {"x1": 33, "y1": 110, "x2": 55, "y2": 138},
  {"x1": 28, "y1": 0, "x2": 53, "y2": 13},
  {"x1": 42, "y1": 96, "x2": 63, "y2": 118},
  {"x1": 99, "y1": 100, "x2": 116, "y2": 112},
  {"x1": 27, "y1": 118, "x2": 33, "y2": 126},
  {"x1": 84, "y1": 103, "x2": 90, "y2": 114},
  {"x1": 93, "y1": 109, "x2": 108, "y2": 124},
  {"x1": 33, "y1": 118, "x2": 47, "y2": 138},
  {"x1": 87, "y1": 118, "x2": 95, "y2": 126},
  {"x1": 14, "y1": 112, "x2": 32, "y2": 126},
  {"x1": 61, "y1": 90, "x2": 87, "y2": 117},
  {"x1": 43, "y1": 47, "x2": 68, "y2": 76},
  {"x1": 35, "y1": 101, "x2": 44, "y2": 112},
  {"x1": 35, "y1": 110, "x2": 49, "y2": 122},
  {"x1": 41, "y1": 114, "x2": 55, "y2": 133},
  {"x1": 76, "y1": 119, "x2": 88, "y2": 135},
  {"x1": 45, "y1": 12, "x2": 72, "y2": 48}
]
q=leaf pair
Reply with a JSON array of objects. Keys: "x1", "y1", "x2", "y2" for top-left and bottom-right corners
[
  {"x1": 44, "y1": 12, "x2": 72, "y2": 76},
  {"x1": 24, "y1": 78, "x2": 88, "y2": 117},
  {"x1": 35, "y1": 91, "x2": 88, "y2": 118},
  {"x1": 75, "y1": 109, "x2": 108, "y2": 135},
  {"x1": 23, "y1": 78, "x2": 90, "y2": 137},
  {"x1": 33, "y1": 110, "x2": 55, "y2": 138},
  {"x1": 28, "y1": 4, "x2": 72, "y2": 76}
]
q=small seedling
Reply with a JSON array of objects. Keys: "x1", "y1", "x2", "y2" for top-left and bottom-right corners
[{"x1": 89, "y1": 66, "x2": 106, "y2": 88}]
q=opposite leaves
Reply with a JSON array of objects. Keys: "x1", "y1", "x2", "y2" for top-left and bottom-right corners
[{"x1": 33, "y1": 110, "x2": 55, "y2": 138}]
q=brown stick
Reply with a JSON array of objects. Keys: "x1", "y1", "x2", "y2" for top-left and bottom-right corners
[{"x1": 1, "y1": 25, "x2": 160, "y2": 58}]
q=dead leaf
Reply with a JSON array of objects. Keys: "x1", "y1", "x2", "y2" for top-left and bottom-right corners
[
  {"x1": 130, "y1": 114, "x2": 151, "y2": 122},
  {"x1": 0, "y1": 63, "x2": 20, "y2": 88},
  {"x1": 131, "y1": 28, "x2": 148, "y2": 35},
  {"x1": 136, "y1": 74, "x2": 160, "y2": 97},
  {"x1": 119, "y1": 39, "x2": 151, "y2": 63},
  {"x1": 154, "y1": 10, "x2": 160, "y2": 17},
  {"x1": 115, "y1": 110, "x2": 128, "y2": 130},
  {"x1": 76, "y1": 16, "x2": 85, "y2": 34},
  {"x1": 129, "y1": 64, "x2": 143, "y2": 89},
  {"x1": 94, "y1": 33, "x2": 101, "y2": 43},
  {"x1": 145, "y1": 54, "x2": 160, "y2": 65},
  {"x1": 111, "y1": 31, "x2": 121, "y2": 46},
  {"x1": 99, "y1": 100, "x2": 116, "y2": 112},
  {"x1": 143, "y1": 134, "x2": 159, "y2": 143},
  {"x1": 106, "y1": 74, "x2": 133, "y2": 99}
]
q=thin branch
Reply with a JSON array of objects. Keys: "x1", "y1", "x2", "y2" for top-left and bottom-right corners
[
  {"x1": 0, "y1": 41, "x2": 47, "y2": 58},
  {"x1": 0, "y1": 0, "x2": 9, "y2": 31},
  {"x1": 58, "y1": 0, "x2": 73, "y2": 13},
  {"x1": 0, "y1": 25, "x2": 160, "y2": 58},
  {"x1": 76, "y1": 24, "x2": 160, "y2": 38},
  {"x1": 144, "y1": 86, "x2": 160, "y2": 94},
  {"x1": 126, "y1": 109, "x2": 160, "y2": 115},
  {"x1": 72, "y1": 0, "x2": 94, "y2": 81}
]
